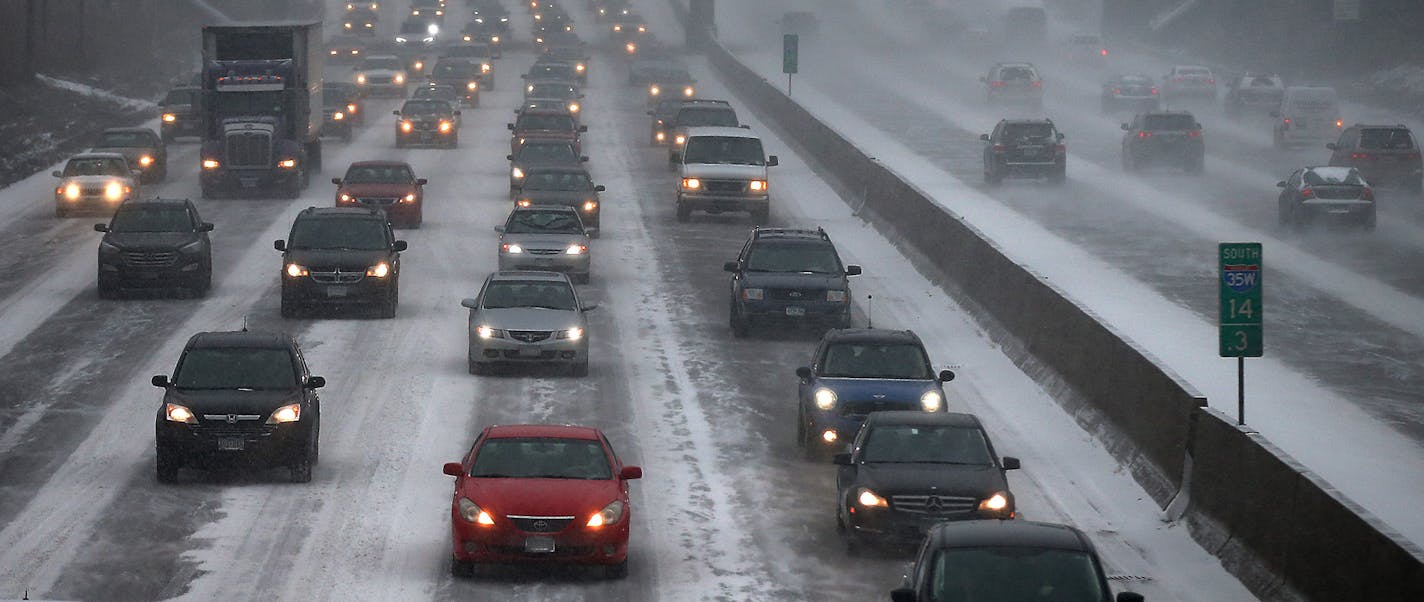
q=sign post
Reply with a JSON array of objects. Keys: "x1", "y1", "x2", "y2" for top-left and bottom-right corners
[
  {"x1": 782, "y1": 34, "x2": 798, "y2": 95},
  {"x1": 1219, "y1": 242, "x2": 1263, "y2": 425}
]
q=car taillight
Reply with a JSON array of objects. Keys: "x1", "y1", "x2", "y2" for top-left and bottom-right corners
[
  {"x1": 1351, "y1": 152, "x2": 1371, "y2": 160},
  {"x1": 1054, "y1": 144, "x2": 1066, "y2": 154},
  {"x1": 1137, "y1": 131, "x2": 1151, "y2": 139},
  {"x1": 1030, "y1": 80, "x2": 1042, "y2": 87},
  {"x1": 1335, "y1": 119, "x2": 1344, "y2": 128},
  {"x1": 1362, "y1": 187, "x2": 1374, "y2": 201},
  {"x1": 1301, "y1": 187, "x2": 1315, "y2": 199},
  {"x1": 1100, "y1": 48, "x2": 1108, "y2": 56},
  {"x1": 1206, "y1": 78, "x2": 1216, "y2": 84},
  {"x1": 990, "y1": 81, "x2": 1005, "y2": 87},
  {"x1": 1406, "y1": 152, "x2": 1421, "y2": 161},
  {"x1": 1112, "y1": 88, "x2": 1121, "y2": 95},
  {"x1": 1150, "y1": 87, "x2": 1159, "y2": 95},
  {"x1": 1187, "y1": 130, "x2": 1202, "y2": 139}
]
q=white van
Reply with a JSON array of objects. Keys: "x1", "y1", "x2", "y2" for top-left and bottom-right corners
[
  {"x1": 1273, "y1": 86, "x2": 1343, "y2": 148},
  {"x1": 675, "y1": 127, "x2": 778, "y2": 223}
]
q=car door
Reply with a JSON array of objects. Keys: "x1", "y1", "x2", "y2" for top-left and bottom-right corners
[
  {"x1": 1329, "y1": 127, "x2": 1358, "y2": 166},
  {"x1": 729, "y1": 237, "x2": 752, "y2": 302},
  {"x1": 187, "y1": 202, "x2": 211, "y2": 253},
  {"x1": 984, "y1": 122, "x2": 1002, "y2": 169},
  {"x1": 1281, "y1": 169, "x2": 1302, "y2": 204}
]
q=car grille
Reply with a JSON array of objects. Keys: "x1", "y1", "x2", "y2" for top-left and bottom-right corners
[
  {"x1": 891, "y1": 494, "x2": 978, "y2": 516},
  {"x1": 768, "y1": 288, "x2": 824, "y2": 301},
  {"x1": 225, "y1": 131, "x2": 271, "y2": 168},
  {"x1": 703, "y1": 179, "x2": 747, "y2": 193},
  {"x1": 356, "y1": 196, "x2": 399, "y2": 206},
  {"x1": 840, "y1": 400, "x2": 901, "y2": 417},
  {"x1": 412, "y1": 120, "x2": 439, "y2": 131},
  {"x1": 525, "y1": 248, "x2": 563, "y2": 255},
  {"x1": 509, "y1": 330, "x2": 553, "y2": 342},
  {"x1": 508, "y1": 516, "x2": 574, "y2": 533},
  {"x1": 125, "y1": 251, "x2": 177, "y2": 268},
  {"x1": 82, "y1": 186, "x2": 105, "y2": 196},
  {"x1": 309, "y1": 269, "x2": 366, "y2": 284},
  {"x1": 194, "y1": 414, "x2": 270, "y2": 434}
]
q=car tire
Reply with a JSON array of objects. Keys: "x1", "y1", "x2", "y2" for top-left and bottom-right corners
[
  {"x1": 984, "y1": 166, "x2": 1002, "y2": 186},
  {"x1": 201, "y1": 184, "x2": 217, "y2": 200},
  {"x1": 1363, "y1": 211, "x2": 1377, "y2": 232},
  {"x1": 844, "y1": 532, "x2": 865, "y2": 557},
  {"x1": 155, "y1": 445, "x2": 180, "y2": 483},
  {"x1": 1409, "y1": 177, "x2": 1423, "y2": 195},
  {"x1": 342, "y1": 130, "x2": 353, "y2": 143},
  {"x1": 1049, "y1": 167, "x2": 1067, "y2": 185},
  {"x1": 468, "y1": 357, "x2": 487, "y2": 375},
  {"x1": 161, "y1": 131, "x2": 174, "y2": 144},
  {"x1": 729, "y1": 305, "x2": 749, "y2": 338},
  {"x1": 675, "y1": 202, "x2": 691, "y2": 222},
  {"x1": 451, "y1": 557, "x2": 474, "y2": 578},
  {"x1": 395, "y1": 138, "x2": 405, "y2": 149},
  {"x1": 574, "y1": 272, "x2": 590, "y2": 285},
  {"x1": 1278, "y1": 203, "x2": 1292, "y2": 227},
  {"x1": 55, "y1": 205, "x2": 70, "y2": 218},
  {"x1": 604, "y1": 560, "x2": 628, "y2": 580},
  {"x1": 1273, "y1": 130, "x2": 1285, "y2": 150},
  {"x1": 290, "y1": 449, "x2": 314, "y2": 483},
  {"x1": 571, "y1": 358, "x2": 589, "y2": 377}
]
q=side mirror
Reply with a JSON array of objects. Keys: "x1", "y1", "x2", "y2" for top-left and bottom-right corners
[
  {"x1": 151, "y1": 375, "x2": 169, "y2": 388},
  {"x1": 199, "y1": 222, "x2": 215, "y2": 232},
  {"x1": 506, "y1": 154, "x2": 513, "y2": 160},
  {"x1": 891, "y1": 588, "x2": 917, "y2": 602},
  {"x1": 392, "y1": 110, "x2": 401, "y2": 116},
  {"x1": 94, "y1": 224, "x2": 109, "y2": 232},
  {"x1": 645, "y1": 110, "x2": 653, "y2": 115},
  {"x1": 443, "y1": 462, "x2": 464, "y2": 477},
  {"x1": 1275, "y1": 181, "x2": 1287, "y2": 188},
  {"x1": 795, "y1": 366, "x2": 813, "y2": 380},
  {"x1": 1325, "y1": 143, "x2": 1337, "y2": 150},
  {"x1": 493, "y1": 225, "x2": 505, "y2": 233},
  {"x1": 845, "y1": 265, "x2": 862, "y2": 276},
  {"x1": 1056, "y1": 133, "x2": 1065, "y2": 141},
  {"x1": 507, "y1": 123, "x2": 515, "y2": 130},
  {"x1": 581, "y1": 303, "x2": 598, "y2": 312},
  {"x1": 305, "y1": 376, "x2": 326, "y2": 389},
  {"x1": 393, "y1": 240, "x2": 408, "y2": 252},
  {"x1": 739, "y1": 124, "x2": 751, "y2": 129},
  {"x1": 416, "y1": 178, "x2": 428, "y2": 185},
  {"x1": 581, "y1": 156, "x2": 589, "y2": 162},
  {"x1": 454, "y1": 110, "x2": 462, "y2": 116},
  {"x1": 331, "y1": 177, "x2": 343, "y2": 185},
  {"x1": 619, "y1": 465, "x2": 642, "y2": 480},
  {"x1": 767, "y1": 155, "x2": 779, "y2": 167},
  {"x1": 1116, "y1": 593, "x2": 1145, "y2": 602},
  {"x1": 978, "y1": 75, "x2": 987, "y2": 83},
  {"x1": 594, "y1": 184, "x2": 605, "y2": 192},
  {"x1": 460, "y1": 297, "x2": 479, "y2": 309},
  {"x1": 832, "y1": 453, "x2": 852, "y2": 466},
  {"x1": 1120, "y1": 123, "x2": 1130, "y2": 131},
  {"x1": 723, "y1": 261, "x2": 739, "y2": 273},
  {"x1": 273, "y1": 240, "x2": 286, "y2": 251},
  {"x1": 1002, "y1": 456, "x2": 1021, "y2": 470},
  {"x1": 520, "y1": 73, "x2": 528, "y2": 78},
  {"x1": 979, "y1": 133, "x2": 991, "y2": 141},
  {"x1": 938, "y1": 369, "x2": 955, "y2": 382},
  {"x1": 578, "y1": 125, "x2": 588, "y2": 132}
]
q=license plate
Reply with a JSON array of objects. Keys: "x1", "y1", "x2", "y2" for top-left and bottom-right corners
[
  {"x1": 326, "y1": 286, "x2": 348, "y2": 298},
  {"x1": 519, "y1": 346, "x2": 543, "y2": 358},
  {"x1": 524, "y1": 536, "x2": 556, "y2": 553},
  {"x1": 785, "y1": 306, "x2": 806, "y2": 317},
  {"x1": 217, "y1": 437, "x2": 245, "y2": 451},
  {"x1": 1328, "y1": 208, "x2": 1351, "y2": 214},
  {"x1": 240, "y1": 178, "x2": 259, "y2": 188},
  {"x1": 138, "y1": 271, "x2": 160, "y2": 279},
  {"x1": 420, "y1": 133, "x2": 433, "y2": 141}
]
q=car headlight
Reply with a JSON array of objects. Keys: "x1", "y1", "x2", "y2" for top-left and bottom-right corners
[
  {"x1": 813, "y1": 387, "x2": 836, "y2": 411},
  {"x1": 856, "y1": 488, "x2": 888, "y2": 508},
  {"x1": 394, "y1": 74, "x2": 406, "y2": 84},
  {"x1": 467, "y1": 81, "x2": 478, "y2": 91},
  {"x1": 202, "y1": 159, "x2": 220, "y2": 170},
  {"x1": 344, "y1": 22, "x2": 353, "y2": 29},
  {"x1": 568, "y1": 102, "x2": 580, "y2": 113},
  {"x1": 502, "y1": 243, "x2": 523, "y2": 254},
  {"x1": 162, "y1": 113, "x2": 177, "y2": 123},
  {"x1": 356, "y1": 74, "x2": 368, "y2": 84},
  {"x1": 683, "y1": 86, "x2": 694, "y2": 97},
  {"x1": 585, "y1": 500, "x2": 624, "y2": 527},
  {"x1": 427, "y1": 24, "x2": 440, "y2": 35},
  {"x1": 741, "y1": 287, "x2": 764, "y2": 301},
  {"x1": 366, "y1": 262, "x2": 391, "y2": 278},
  {"x1": 978, "y1": 492, "x2": 1010, "y2": 512},
  {"x1": 347, "y1": 103, "x2": 358, "y2": 113},
  {"x1": 439, "y1": 121, "x2": 452, "y2": 133},
  {"x1": 827, "y1": 290, "x2": 847, "y2": 302},
  {"x1": 413, "y1": 60, "x2": 424, "y2": 71},
  {"x1": 476, "y1": 325, "x2": 506, "y2": 339},
  {"x1": 511, "y1": 167, "x2": 525, "y2": 179},
  {"x1": 564, "y1": 244, "x2": 586, "y2": 255},
  {"x1": 481, "y1": 63, "x2": 491, "y2": 73},
  {"x1": 179, "y1": 239, "x2": 205, "y2": 254},
  {"x1": 278, "y1": 158, "x2": 297, "y2": 169},
  {"x1": 920, "y1": 390, "x2": 943, "y2": 412},
  {"x1": 266, "y1": 403, "x2": 301, "y2": 424},
  {"x1": 491, "y1": 35, "x2": 501, "y2": 43},
  {"x1": 681, "y1": 177, "x2": 700, "y2": 190},
  {"x1": 649, "y1": 85, "x2": 660, "y2": 96},
  {"x1": 613, "y1": 24, "x2": 622, "y2": 32},
  {"x1": 63, "y1": 183, "x2": 81, "y2": 200},
  {"x1": 656, "y1": 131, "x2": 666, "y2": 142},
  {"x1": 582, "y1": 200, "x2": 598, "y2": 212},
  {"x1": 463, "y1": 34, "x2": 472, "y2": 42},
  {"x1": 402, "y1": 193, "x2": 416, "y2": 204},
  {"x1": 516, "y1": 199, "x2": 532, "y2": 207},
  {"x1": 458, "y1": 497, "x2": 496, "y2": 525},
  {"x1": 99, "y1": 240, "x2": 122, "y2": 254},
  {"x1": 104, "y1": 181, "x2": 125, "y2": 200},
  {"x1": 401, "y1": 121, "x2": 413, "y2": 132},
  {"x1": 559, "y1": 326, "x2": 584, "y2": 340},
  {"x1": 139, "y1": 155, "x2": 154, "y2": 167},
  {"x1": 333, "y1": 111, "x2": 345, "y2": 120},
  {"x1": 576, "y1": 63, "x2": 585, "y2": 72},
  {"x1": 339, "y1": 193, "x2": 352, "y2": 203},
  {"x1": 165, "y1": 403, "x2": 197, "y2": 424},
  {"x1": 749, "y1": 180, "x2": 767, "y2": 192},
  {"x1": 674, "y1": 135, "x2": 686, "y2": 146},
  {"x1": 395, "y1": 36, "x2": 408, "y2": 43},
  {"x1": 285, "y1": 263, "x2": 308, "y2": 278}
]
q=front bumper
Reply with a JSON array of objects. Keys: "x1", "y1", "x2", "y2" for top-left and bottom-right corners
[
  {"x1": 55, "y1": 193, "x2": 132, "y2": 215},
  {"x1": 201, "y1": 168, "x2": 300, "y2": 192},
  {"x1": 358, "y1": 81, "x2": 407, "y2": 97},
  {"x1": 156, "y1": 418, "x2": 312, "y2": 468},
  {"x1": 678, "y1": 191, "x2": 768, "y2": 213},
  {"x1": 99, "y1": 253, "x2": 205, "y2": 287},
  {"x1": 498, "y1": 252, "x2": 590, "y2": 275},
  {"x1": 736, "y1": 299, "x2": 848, "y2": 327},
  {"x1": 847, "y1": 505, "x2": 1008, "y2": 541},
  {"x1": 323, "y1": 117, "x2": 353, "y2": 137},
  {"x1": 283, "y1": 273, "x2": 394, "y2": 306},
  {"x1": 803, "y1": 410, "x2": 866, "y2": 451},
  {"x1": 396, "y1": 127, "x2": 456, "y2": 146},
  {"x1": 468, "y1": 333, "x2": 588, "y2": 366},
  {"x1": 451, "y1": 513, "x2": 629, "y2": 565}
]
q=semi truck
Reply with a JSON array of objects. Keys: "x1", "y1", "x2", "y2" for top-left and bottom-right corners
[{"x1": 199, "y1": 23, "x2": 323, "y2": 198}]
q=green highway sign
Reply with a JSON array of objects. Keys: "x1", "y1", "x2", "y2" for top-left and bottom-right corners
[
  {"x1": 1219, "y1": 242, "x2": 1263, "y2": 357},
  {"x1": 783, "y1": 34, "x2": 798, "y2": 74}
]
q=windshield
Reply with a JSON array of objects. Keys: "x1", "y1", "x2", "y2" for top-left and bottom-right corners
[
  {"x1": 470, "y1": 438, "x2": 611, "y2": 479},
  {"x1": 172, "y1": 347, "x2": 297, "y2": 390},
  {"x1": 211, "y1": 91, "x2": 284, "y2": 114},
  {"x1": 95, "y1": 131, "x2": 154, "y2": 147},
  {"x1": 529, "y1": 65, "x2": 575, "y2": 79},
  {"x1": 517, "y1": 114, "x2": 577, "y2": 131},
  {"x1": 1287, "y1": 87, "x2": 1338, "y2": 109},
  {"x1": 63, "y1": 158, "x2": 129, "y2": 176},
  {"x1": 433, "y1": 62, "x2": 476, "y2": 77},
  {"x1": 998, "y1": 66, "x2": 1036, "y2": 81},
  {"x1": 651, "y1": 70, "x2": 693, "y2": 83},
  {"x1": 862, "y1": 425, "x2": 993, "y2": 465},
  {"x1": 1304, "y1": 168, "x2": 1366, "y2": 187},
  {"x1": 162, "y1": 89, "x2": 196, "y2": 105},
  {"x1": 344, "y1": 164, "x2": 413, "y2": 183},
  {"x1": 527, "y1": 83, "x2": 577, "y2": 99},
  {"x1": 678, "y1": 108, "x2": 738, "y2": 127},
  {"x1": 506, "y1": 210, "x2": 584, "y2": 234},
  {"x1": 362, "y1": 57, "x2": 402, "y2": 70},
  {"x1": 523, "y1": 171, "x2": 593, "y2": 191},
  {"x1": 1002, "y1": 123, "x2": 1056, "y2": 140},
  {"x1": 1178, "y1": 67, "x2": 1211, "y2": 76},
  {"x1": 548, "y1": 48, "x2": 583, "y2": 60},
  {"x1": 288, "y1": 218, "x2": 389, "y2": 250},
  {"x1": 109, "y1": 207, "x2": 192, "y2": 233},
  {"x1": 516, "y1": 143, "x2": 579, "y2": 163},
  {"x1": 1144, "y1": 114, "x2": 1196, "y2": 130},
  {"x1": 745, "y1": 242, "x2": 842, "y2": 273},
  {"x1": 929, "y1": 547, "x2": 1106, "y2": 601},
  {"x1": 413, "y1": 87, "x2": 457, "y2": 101},
  {"x1": 402, "y1": 100, "x2": 453, "y2": 115},
  {"x1": 683, "y1": 136, "x2": 765, "y2": 165},
  {"x1": 821, "y1": 342, "x2": 933, "y2": 379},
  {"x1": 444, "y1": 46, "x2": 489, "y2": 58},
  {"x1": 480, "y1": 280, "x2": 578, "y2": 310},
  {"x1": 1118, "y1": 75, "x2": 1152, "y2": 86},
  {"x1": 1359, "y1": 129, "x2": 1416, "y2": 150}
]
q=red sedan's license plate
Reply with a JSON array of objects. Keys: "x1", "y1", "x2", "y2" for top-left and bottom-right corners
[
  {"x1": 524, "y1": 536, "x2": 556, "y2": 553},
  {"x1": 217, "y1": 437, "x2": 245, "y2": 451}
]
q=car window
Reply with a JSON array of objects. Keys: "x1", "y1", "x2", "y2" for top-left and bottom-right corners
[
  {"x1": 929, "y1": 547, "x2": 1106, "y2": 601},
  {"x1": 517, "y1": 143, "x2": 579, "y2": 163},
  {"x1": 344, "y1": 165, "x2": 413, "y2": 183},
  {"x1": 289, "y1": 218, "x2": 389, "y2": 250},
  {"x1": 1304, "y1": 168, "x2": 1365, "y2": 186},
  {"x1": 506, "y1": 210, "x2": 583, "y2": 234},
  {"x1": 402, "y1": 100, "x2": 453, "y2": 115},
  {"x1": 1001, "y1": 123, "x2": 1055, "y2": 140},
  {"x1": 110, "y1": 207, "x2": 193, "y2": 232},
  {"x1": 998, "y1": 66, "x2": 1036, "y2": 81},
  {"x1": 528, "y1": 83, "x2": 577, "y2": 98},
  {"x1": 1178, "y1": 67, "x2": 1210, "y2": 76},
  {"x1": 362, "y1": 57, "x2": 402, "y2": 70},
  {"x1": 745, "y1": 242, "x2": 842, "y2": 274},
  {"x1": 1286, "y1": 88, "x2": 1338, "y2": 110},
  {"x1": 96, "y1": 131, "x2": 154, "y2": 147},
  {"x1": 481, "y1": 281, "x2": 578, "y2": 310},
  {"x1": 1144, "y1": 114, "x2": 1196, "y2": 130},
  {"x1": 523, "y1": 171, "x2": 592, "y2": 191},
  {"x1": 862, "y1": 425, "x2": 993, "y2": 465},
  {"x1": 470, "y1": 438, "x2": 611, "y2": 479},
  {"x1": 172, "y1": 347, "x2": 298, "y2": 390},
  {"x1": 683, "y1": 136, "x2": 765, "y2": 165},
  {"x1": 677, "y1": 108, "x2": 738, "y2": 127},
  {"x1": 162, "y1": 89, "x2": 196, "y2": 105},
  {"x1": 517, "y1": 114, "x2": 577, "y2": 130},
  {"x1": 64, "y1": 158, "x2": 129, "y2": 176},
  {"x1": 820, "y1": 342, "x2": 933, "y2": 379},
  {"x1": 1358, "y1": 129, "x2": 1415, "y2": 150},
  {"x1": 433, "y1": 62, "x2": 476, "y2": 77}
]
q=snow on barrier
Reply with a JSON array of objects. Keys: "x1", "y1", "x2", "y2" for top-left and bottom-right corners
[{"x1": 665, "y1": 1, "x2": 1424, "y2": 598}]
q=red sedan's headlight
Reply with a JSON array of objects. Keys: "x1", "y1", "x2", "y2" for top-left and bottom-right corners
[
  {"x1": 458, "y1": 498, "x2": 496, "y2": 526},
  {"x1": 586, "y1": 500, "x2": 625, "y2": 527}
]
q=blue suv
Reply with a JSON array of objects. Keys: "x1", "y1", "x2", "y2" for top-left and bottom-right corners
[
  {"x1": 724, "y1": 227, "x2": 861, "y2": 338},
  {"x1": 796, "y1": 329, "x2": 954, "y2": 458}
]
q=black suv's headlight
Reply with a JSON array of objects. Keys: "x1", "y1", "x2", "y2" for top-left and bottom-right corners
[
  {"x1": 99, "y1": 241, "x2": 122, "y2": 256},
  {"x1": 179, "y1": 240, "x2": 205, "y2": 254}
]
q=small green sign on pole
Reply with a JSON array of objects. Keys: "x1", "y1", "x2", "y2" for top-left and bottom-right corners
[
  {"x1": 782, "y1": 34, "x2": 798, "y2": 95},
  {"x1": 1219, "y1": 242, "x2": 1262, "y2": 424}
]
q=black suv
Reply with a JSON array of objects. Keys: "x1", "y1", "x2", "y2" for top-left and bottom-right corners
[
  {"x1": 724, "y1": 227, "x2": 861, "y2": 337},
  {"x1": 1120, "y1": 110, "x2": 1205, "y2": 173},
  {"x1": 1328, "y1": 124, "x2": 1422, "y2": 193},
  {"x1": 152, "y1": 329, "x2": 324, "y2": 483},
  {"x1": 428, "y1": 59, "x2": 483, "y2": 106},
  {"x1": 981, "y1": 119, "x2": 1066, "y2": 185},
  {"x1": 94, "y1": 198, "x2": 213, "y2": 298},
  {"x1": 834, "y1": 411, "x2": 1019, "y2": 552},
  {"x1": 274, "y1": 207, "x2": 407, "y2": 318}
]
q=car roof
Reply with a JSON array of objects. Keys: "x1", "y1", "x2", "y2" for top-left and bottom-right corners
[
  {"x1": 364, "y1": 54, "x2": 401, "y2": 61},
  {"x1": 347, "y1": 160, "x2": 414, "y2": 169},
  {"x1": 186, "y1": 330, "x2": 293, "y2": 350},
  {"x1": 822, "y1": 328, "x2": 922, "y2": 344},
  {"x1": 751, "y1": 227, "x2": 831, "y2": 242},
  {"x1": 297, "y1": 206, "x2": 387, "y2": 219},
  {"x1": 118, "y1": 197, "x2": 192, "y2": 209},
  {"x1": 682, "y1": 126, "x2": 759, "y2": 139},
  {"x1": 512, "y1": 203, "x2": 579, "y2": 213},
  {"x1": 524, "y1": 165, "x2": 590, "y2": 175},
  {"x1": 993, "y1": 62, "x2": 1036, "y2": 69},
  {"x1": 100, "y1": 127, "x2": 157, "y2": 136},
  {"x1": 1350, "y1": 124, "x2": 1411, "y2": 131},
  {"x1": 1141, "y1": 110, "x2": 1196, "y2": 117},
  {"x1": 998, "y1": 118, "x2": 1055, "y2": 126},
  {"x1": 1304, "y1": 166, "x2": 1360, "y2": 179},
  {"x1": 927, "y1": 520, "x2": 1094, "y2": 552},
  {"x1": 486, "y1": 424, "x2": 602, "y2": 440},
  {"x1": 520, "y1": 108, "x2": 575, "y2": 117},
  {"x1": 865, "y1": 411, "x2": 982, "y2": 429},
  {"x1": 489, "y1": 270, "x2": 573, "y2": 282},
  {"x1": 70, "y1": 151, "x2": 128, "y2": 161}
]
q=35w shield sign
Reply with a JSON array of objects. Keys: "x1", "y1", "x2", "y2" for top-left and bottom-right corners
[{"x1": 1219, "y1": 243, "x2": 1263, "y2": 357}]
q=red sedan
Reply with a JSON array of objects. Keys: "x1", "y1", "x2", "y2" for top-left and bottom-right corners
[
  {"x1": 443, "y1": 424, "x2": 642, "y2": 578},
  {"x1": 331, "y1": 161, "x2": 426, "y2": 228}
]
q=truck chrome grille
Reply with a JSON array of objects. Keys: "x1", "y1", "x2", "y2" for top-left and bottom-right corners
[
  {"x1": 225, "y1": 132, "x2": 272, "y2": 168},
  {"x1": 703, "y1": 179, "x2": 746, "y2": 193}
]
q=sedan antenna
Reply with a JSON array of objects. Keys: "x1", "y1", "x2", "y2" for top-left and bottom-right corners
[
  {"x1": 241, "y1": 315, "x2": 249, "y2": 332},
  {"x1": 866, "y1": 294, "x2": 874, "y2": 329}
]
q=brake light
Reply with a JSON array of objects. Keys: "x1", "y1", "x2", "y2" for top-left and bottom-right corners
[
  {"x1": 1301, "y1": 188, "x2": 1314, "y2": 199},
  {"x1": 1054, "y1": 144, "x2": 1066, "y2": 154},
  {"x1": 1150, "y1": 87, "x2": 1159, "y2": 95},
  {"x1": 1100, "y1": 48, "x2": 1108, "y2": 56},
  {"x1": 1137, "y1": 131, "x2": 1151, "y2": 139},
  {"x1": 990, "y1": 81, "x2": 1005, "y2": 87},
  {"x1": 1030, "y1": 80, "x2": 1042, "y2": 87},
  {"x1": 1113, "y1": 88, "x2": 1121, "y2": 95},
  {"x1": 1336, "y1": 119, "x2": 1344, "y2": 128},
  {"x1": 991, "y1": 144, "x2": 1009, "y2": 153},
  {"x1": 1362, "y1": 187, "x2": 1374, "y2": 201},
  {"x1": 1406, "y1": 152, "x2": 1421, "y2": 161},
  {"x1": 1206, "y1": 78, "x2": 1216, "y2": 84},
  {"x1": 1351, "y1": 152, "x2": 1372, "y2": 160},
  {"x1": 1283, "y1": 118, "x2": 1291, "y2": 125},
  {"x1": 1187, "y1": 130, "x2": 1202, "y2": 139}
]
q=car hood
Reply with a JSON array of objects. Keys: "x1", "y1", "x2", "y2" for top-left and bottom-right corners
[
  {"x1": 816, "y1": 377, "x2": 940, "y2": 403},
  {"x1": 161, "y1": 104, "x2": 194, "y2": 113},
  {"x1": 513, "y1": 157, "x2": 582, "y2": 170},
  {"x1": 475, "y1": 307, "x2": 583, "y2": 330},
  {"x1": 286, "y1": 248, "x2": 391, "y2": 270},
  {"x1": 501, "y1": 232, "x2": 587, "y2": 248},
  {"x1": 520, "y1": 189, "x2": 596, "y2": 204},
  {"x1": 855, "y1": 463, "x2": 1006, "y2": 498},
  {"x1": 462, "y1": 477, "x2": 620, "y2": 517},
  {"x1": 680, "y1": 163, "x2": 767, "y2": 179},
  {"x1": 164, "y1": 387, "x2": 301, "y2": 415},
  {"x1": 741, "y1": 271, "x2": 844, "y2": 290},
  {"x1": 340, "y1": 183, "x2": 416, "y2": 197},
  {"x1": 104, "y1": 231, "x2": 199, "y2": 250}
]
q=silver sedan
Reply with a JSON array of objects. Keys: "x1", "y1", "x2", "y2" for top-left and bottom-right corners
[
  {"x1": 495, "y1": 205, "x2": 592, "y2": 283},
  {"x1": 461, "y1": 271, "x2": 595, "y2": 376}
]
